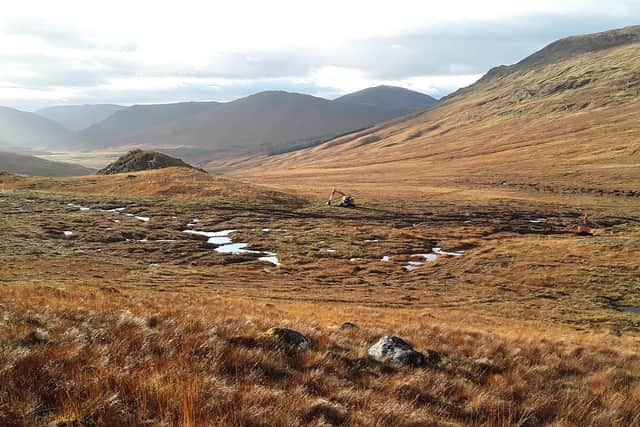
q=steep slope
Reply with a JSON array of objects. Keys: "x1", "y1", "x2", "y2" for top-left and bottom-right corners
[
  {"x1": 97, "y1": 149, "x2": 201, "y2": 175},
  {"x1": 237, "y1": 26, "x2": 640, "y2": 197},
  {"x1": 79, "y1": 101, "x2": 222, "y2": 148},
  {"x1": 36, "y1": 104, "x2": 125, "y2": 131},
  {"x1": 76, "y1": 88, "x2": 434, "y2": 159},
  {"x1": 0, "y1": 151, "x2": 95, "y2": 176},
  {"x1": 334, "y1": 85, "x2": 437, "y2": 112},
  {"x1": 0, "y1": 106, "x2": 73, "y2": 150}
]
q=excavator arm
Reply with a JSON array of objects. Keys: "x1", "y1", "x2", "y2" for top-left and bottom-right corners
[{"x1": 327, "y1": 187, "x2": 355, "y2": 207}]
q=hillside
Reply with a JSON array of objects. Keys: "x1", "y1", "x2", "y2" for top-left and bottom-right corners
[
  {"x1": 0, "y1": 106, "x2": 73, "y2": 150},
  {"x1": 97, "y1": 149, "x2": 201, "y2": 175},
  {"x1": 0, "y1": 151, "x2": 95, "y2": 176},
  {"x1": 79, "y1": 101, "x2": 222, "y2": 148},
  {"x1": 334, "y1": 85, "x2": 437, "y2": 112},
  {"x1": 36, "y1": 104, "x2": 125, "y2": 131},
  {"x1": 236, "y1": 26, "x2": 640, "y2": 198},
  {"x1": 76, "y1": 88, "x2": 434, "y2": 159}
]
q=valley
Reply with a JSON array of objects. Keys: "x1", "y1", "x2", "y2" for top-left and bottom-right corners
[{"x1": 1, "y1": 23, "x2": 639, "y2": 427}]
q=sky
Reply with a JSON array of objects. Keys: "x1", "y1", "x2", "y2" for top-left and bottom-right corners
[{"x1": 0, "y1": 0, "x2": 639, "y2": 111}]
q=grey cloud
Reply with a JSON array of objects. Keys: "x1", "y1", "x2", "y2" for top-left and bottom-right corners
[
  {"x1": 0, "y1": 17, "x2": 137, "y2": 51},
  {"x1": 327, "y1": 14, "x2": 640, "y2": 79},
  {"x1": 0, "y1": 53, "x2": 136, "y2": 87},
  {"x1": 2, "y1": 10, "x2": 640, "y2": 109}
]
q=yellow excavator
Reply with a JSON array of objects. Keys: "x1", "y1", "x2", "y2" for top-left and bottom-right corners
[{"x1": 327, "y1": 187, "x2": 355, "y2": 208}]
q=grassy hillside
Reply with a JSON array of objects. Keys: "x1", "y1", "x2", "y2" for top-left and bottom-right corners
[
  {"x1": 79, "y1": 101, "x2": 222, "y2": 147},
  {"x1": 236, "y1": 27, "x2": 640, "y2": 199},
  {"x1": 0, "y1": 152, "x2": 95, "y2": 177}
]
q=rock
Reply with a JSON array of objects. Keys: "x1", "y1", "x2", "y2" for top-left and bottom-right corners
[
  {"x1": 22, "y1": 329, "x2": 49, "y2": 346},
  {"x1": 339, "y1": 322, "x2": 358, "y2": 330},
  {"x1": 368, "y1": 336, "x2": 439, "y2": 367},
  {"x1": 264, "y1": 327, "x2": 309, "y2": 350}
]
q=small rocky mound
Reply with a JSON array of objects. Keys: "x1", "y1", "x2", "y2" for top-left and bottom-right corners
[
  {"x1": 368, "y1": 336, "x2": 440, "y2": 367},
  {"x1": 264, "y1": 327, "x2": 309, "y2": 350},
  {"x1": 97, "y1": 150, "x2": 204, "y2": 175}
]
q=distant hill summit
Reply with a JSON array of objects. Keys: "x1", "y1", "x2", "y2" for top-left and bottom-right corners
[
  {"x1": 36, "y1": 104, "x2": 125, "y2": 131},
  {"x1": 465, "y1": 25, "x2": 640, "y2": 90},
  {"x1": 98, "y1": 150, "x2": 203, "y2": 175},
  {"x1": 334, "y1": 85, "x2": 437, "y2": 112},
  {"x1": 0, "y1": 151, "x2": 94, "y2": 177}
]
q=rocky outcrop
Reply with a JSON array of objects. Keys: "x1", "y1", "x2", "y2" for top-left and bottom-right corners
[{"x1": 97, "y1": 150, "x2": 203, "y2": 175}]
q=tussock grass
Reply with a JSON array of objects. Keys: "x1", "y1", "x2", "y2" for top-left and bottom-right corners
[{"x1": 1, "y1": 285, "x2": 638, "y2": 426}]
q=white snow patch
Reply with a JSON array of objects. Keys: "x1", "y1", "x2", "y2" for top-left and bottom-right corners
[
  {"x1": 414, "y1": 253, "x2": 438, "y2": 262},
  {"x1": 215, "y1": 243, "x2": 260, "y2": 254},
  {"x1": 101, "y1": 207, "x2": 126, "y2": 213},
  {"x1": 529, "y1": 218, "x2": 546, "y2": 224},
  {"x1": 68, "y1": 203, "x2": 90, "y2": 211},
  {"x1": 432, "y1": 247, "x2": 464, "y2": 256},
  {"x1": 259, "y1": 252, "x2": 281, "y2": 266},
  {"x1": 183, "y1": 229, "x2": 236, "y2": 245},
  {"x1": 63, "y1": 231, "x2": 73, "y2": 237},
  {"x1": 404, "y1": 261, "x2": 424, "y2": 271},
  {"x1": 135, "y1": 216, "x2": 150, "y2": 222}
]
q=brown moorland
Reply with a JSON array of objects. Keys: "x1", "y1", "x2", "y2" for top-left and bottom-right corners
[
  {"x1": 2, "y1": 26, "x2": 640, "y2": 427},
  {"x1": 1, "y1": 163, "x2": 639, "y2": 426}
]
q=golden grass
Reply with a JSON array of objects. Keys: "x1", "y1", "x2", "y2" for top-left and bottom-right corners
[
  {"x1": 1, "y1": 284, "x2": 639, "y2": 426},
  {"x1": 1, "y1": 167, "x2": 639, "y2": 425}
]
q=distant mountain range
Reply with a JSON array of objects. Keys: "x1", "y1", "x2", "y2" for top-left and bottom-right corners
[
  {"x1": 0, "y1": 86, "x2": 436, "y2": 162},
  {"x1": 0, "y1": 151, "x2": 94, "y2": 176},
  {"x1": 36, "y1": 104, "x2": 125, "y2": 132}
]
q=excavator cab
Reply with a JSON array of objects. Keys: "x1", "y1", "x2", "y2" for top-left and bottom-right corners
[{"x1": 338, "y1": 195, "x2": 355, "y2": 208}]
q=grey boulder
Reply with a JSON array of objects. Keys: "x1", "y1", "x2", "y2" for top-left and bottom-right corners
[{"x1": 368, "y1": 336, "x2": 439, "y2": 367}]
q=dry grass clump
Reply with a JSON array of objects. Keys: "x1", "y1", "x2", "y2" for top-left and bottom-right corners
[{"x1": 1, "y1": 285, "x2": 639, "y2": 426}]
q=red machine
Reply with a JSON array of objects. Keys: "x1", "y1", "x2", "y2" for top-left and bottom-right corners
[
  {"x1": 327, "y1": 188, "x2": 355, "y2": 207},
  {"x1": 577, "y1": 212, "x2": 592, "y2": 235}
]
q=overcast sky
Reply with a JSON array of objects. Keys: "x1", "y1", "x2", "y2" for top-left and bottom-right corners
[{"x1": 1, "y1": 0, "x2": 638, "y2": 111}]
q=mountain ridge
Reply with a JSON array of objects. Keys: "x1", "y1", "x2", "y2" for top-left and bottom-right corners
[
  {"x1": 77, "y1": 87, "x2": 435, "y2": 158},
  {"x1": 36, "y1": 104, "x2": 125, "y2": 132}
]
